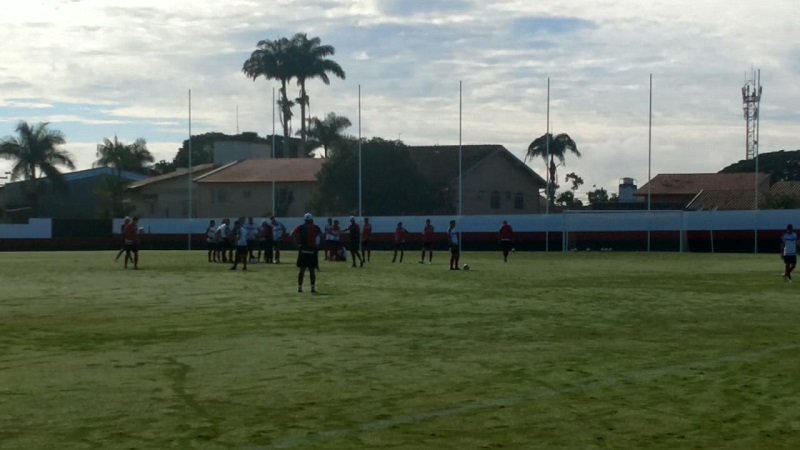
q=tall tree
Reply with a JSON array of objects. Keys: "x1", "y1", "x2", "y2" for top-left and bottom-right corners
[
  {"x1": 0, "y1": 121, "x2": 75, "y2": 216},
  {"x1": 94, "y1": 136, "x2": 154, "y2": 217},
  {"x1": 526, "y1": 133, "x2": 581, "y2": 206},
  {"x1": 305, "y1": 112, "x2": 351, "y2": 158},
  {"x1": 243, "y1": 37, "x2": 295, "y2": 157},
  {"x1": 290, "y1": 33, "x2": 346, "y2": 156},
  {"x1": 95, "y1": 136, "x2": 154, "y2": 175}
]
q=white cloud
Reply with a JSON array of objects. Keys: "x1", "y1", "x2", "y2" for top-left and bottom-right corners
[{"x1": 1, "y1": 0, "x2": 798, "y2": 195}]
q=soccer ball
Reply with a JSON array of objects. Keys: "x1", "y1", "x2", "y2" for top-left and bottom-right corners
[{"x1": 463, "y1": 264, "x2": 470, "y2": 271}]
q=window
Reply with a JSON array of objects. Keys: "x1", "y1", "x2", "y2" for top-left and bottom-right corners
[
  {"x1": 505, "y1": 191, "x2": 512, "y2": 201},
  {"x1": 243, "y1": 190, "x2": 251, "y2": 200},
  {"x1": 514, "y1": 192, "x2": 524, "y2": 210},
  {"x1": 490, "y1": 191, "x2": 501, "y2": 209}
]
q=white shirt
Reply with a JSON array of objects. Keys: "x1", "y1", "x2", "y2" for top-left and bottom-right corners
[
  {"x1": 216, "y1": 223, "x2": 228, "y2": 241},
  {"x1": 206, "y1": 226, "x2": 216, "y2": 242},
  {"x1": 783, "y1": 232, "x2": 797, "y2": 256},
  {"x1": 272, "y1": 222, "x2": 285, "y2": 240},
  {"x1": 237, "y1": 228, "x2": 248, "y2": 246},
  {"x1": 244, "y1": 222, "x2": 258, "y2": 240},
  {"x1": 448, "y1": 227, "x2": 459, "y2": 245}
]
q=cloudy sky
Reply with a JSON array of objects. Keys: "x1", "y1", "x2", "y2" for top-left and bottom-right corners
[{"x1": 1, "y1": 0, "x2": 797, "y2": 198}]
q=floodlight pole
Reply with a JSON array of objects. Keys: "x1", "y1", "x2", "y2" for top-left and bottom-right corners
[
  {"x1": 647, "y1": 74, "x2": 652, "y2": 253},
  {"x1": 459, "y1": 81, "x2": 463, "y2": 253},
  {"x1": 272, "y1": 87, "x2": 276, "y2": 214},
  {"x1": 358, "y1": 84, "x2": 362, "y2": 218},
  {"x1": 188, "y1": 89, "x2": 193, "y2": 251},
  {"x1": 545, "y1": 77, "x2": 550, "y2": 252}
]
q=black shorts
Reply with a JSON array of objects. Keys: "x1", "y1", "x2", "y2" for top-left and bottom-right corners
[
  {"x1": 784, "y1": 255, "x2": 797, "y2": 265},
  {"x1": 362, "y1": 239, "x2": 372, "y2": 249},
  {"x1": 297, "y1": 250, "x2": 318, "y2": 269},
  {"x1": 422, "y1": 242, "x2": 432, "y2": 251},
  {"x1": 450, "y1": 244, "x2": 460, "y2": 255},
  {"x1": 501, "y1": 240, "x2": 512, "y2": 251},
  {"x1": 247, "y1": 240, "x2": 255, "y2": 249},
  {"x1": 206, "y1": 241, "x2": 215, "y2": 250},
  {"x1": 259, "y1": 240, "x2": 270, "y2": 250},
  {"x1": 395, "y1": 242, "x2": 405, "y2": 251},
  {"x1": 326, "y1": 240, "x2": 339, "y2": 249},
  {"x1": 125, "y1": 242, "x2": 138, "y2": 253}
]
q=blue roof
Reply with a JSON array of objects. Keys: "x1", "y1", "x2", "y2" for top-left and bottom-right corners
[{"x1": 63, "y1": 167, "x2": 149, "y2": 182}]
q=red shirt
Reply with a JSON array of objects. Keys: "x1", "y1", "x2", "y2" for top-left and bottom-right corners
[
  {"x1": 123, "y1": 223, "x2": 138, "y2": 242},
  {"x1": 292, "y1": 223, "x2": 321, "y2": 250},
  {"x1": 395, "y1": 226, "x2": 407, "y2": 243},
  {"x1": 499, "y1": 224, "x2": 513, "y2": 240},
  {"x1": 362, "y1": 223, "x2": 372, "y2": 241},
  {"x1": 423, "y1": 224, "x2": 435, "y2": 243}
]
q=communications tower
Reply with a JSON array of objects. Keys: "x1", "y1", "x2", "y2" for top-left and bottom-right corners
[{"x1": 741, "y1": 69, "x2": 762, "y2": 160}]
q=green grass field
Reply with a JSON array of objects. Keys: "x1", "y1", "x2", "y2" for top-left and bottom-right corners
[{"x1": 1, "y1": 250, "x2": 799, "y2": 449}]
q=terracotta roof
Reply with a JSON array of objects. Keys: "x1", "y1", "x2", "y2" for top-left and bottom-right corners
[
  {"x1": 636, "y1": 173, "x2": 770, "y2": 196},
  {"x1": 194, "y1": 158, "x2": 324, "y2": 183},
  {"x1": 127, "y1": 163, "x2": 216, "y2": 189},
  {"x1": 407, "y1": 144, "x2": 545, "y2": 187},
  {"x1": 768, "y1": 180, "x2": 800, "y2": 197},
  {"x1": 686, "y1": 189, "x2": 760, "y2": 211}
]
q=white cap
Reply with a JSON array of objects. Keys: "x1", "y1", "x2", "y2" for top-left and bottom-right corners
[
  {"x1": 303, "y1": 213, "x2": 313, "y2": 221},
  {"x1": 124, "y1": 216, "x2": 131, "y2": 222}
]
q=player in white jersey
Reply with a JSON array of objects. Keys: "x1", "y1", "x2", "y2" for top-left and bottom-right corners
[
  {"x1": 206, "y1": 219, "x2": 216, "y2": 262},
  {"x1": 270, "y1": 216, "x2": 286, "y2": 264},
  {"x1": 447, "y1": 219, "x2": 461, "y2": 270},
  {"x1": 781, "y1": 224, "x2": 797, "y2": 282},
  {"x1": 216, "y1": 219, "x2": 230, "y2": 263},
  {"x1": 230, "y1": 219, "x2": 250, "y2": 271}
]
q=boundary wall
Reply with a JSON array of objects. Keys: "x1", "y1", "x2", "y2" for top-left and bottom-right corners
[{"x1": 1, "y1": 211, "x2": 797, "y2": 253}]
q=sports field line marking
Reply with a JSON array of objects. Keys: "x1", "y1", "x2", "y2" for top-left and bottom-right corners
[{"x1": 252, "y1": 342, "x2": 800, "y2": 450}]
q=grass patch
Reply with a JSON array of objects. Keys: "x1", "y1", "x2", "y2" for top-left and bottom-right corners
[{"x1": 1, "y1": 250, "x2": 799, "y2": 449}]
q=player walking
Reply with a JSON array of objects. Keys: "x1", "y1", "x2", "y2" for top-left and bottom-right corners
[
  {"x1": 115, "y1": 216, "x2": 131, "y2": 262},
  {"x1": 448, "y1": 219, "x2": 460, "y2": 270},
  {"x1": 419, "y1": 219, "x2": 435, "y2": 264},
  {"x1": 292, "y1": 213, "x2": 322, "y2": 293},
  {"x1": 122, "y1": 216, "x2": 140, "y2": 270},
  {"x1": 781, "y1": 224, "x2": 797, "y2": 282},
  {"x1": 499, "y1": 220, "x2": 514, "y2": 262},
  {"x1": 392, "y1": 221, "x2": 408, "y2": 263},
  {"x1": 346, "y1": 216, "x2": 365, "y2": 268},
  {"x1": 362, "y1": 218, "x2": 373, "y2": 262}
]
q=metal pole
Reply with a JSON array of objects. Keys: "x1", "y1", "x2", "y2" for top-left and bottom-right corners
[
  {"x1": 647, "y1": 74, "x2": 652, "y2": 252},
  {"x1": 188, "y1": 89, "x2": 192, "y2": 251},
  {"x1": 754, "y1": 69, "x2": 761, "y2": 254},
  {"x1": 358, "y1": 84, "x2": 362, "y2": 218},
  {"x1": 272, "y1": 87, "x2": 276, "y2": 214},
  {"x1": 459, "y1": 81, "x2": 463, "y2": 253},
  {"x1": 545, "y1": 77, "x2": 550, "y2": 252}
]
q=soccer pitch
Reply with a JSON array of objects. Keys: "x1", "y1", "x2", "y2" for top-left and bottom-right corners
[{"x1": 1, "y1": 250, "x2": 799, "y2": 449}]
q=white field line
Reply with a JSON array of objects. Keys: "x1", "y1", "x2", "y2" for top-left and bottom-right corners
[{"x1": 253, "y1": 343, "x2": 800, "y2": 450}]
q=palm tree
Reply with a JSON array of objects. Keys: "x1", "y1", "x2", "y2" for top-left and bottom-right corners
[
  {"x1": 94, "y1": 136, "x2": 153, "y2": 217},
  {"x1": 305, "y1": 112, "x2": 352, "y2": 158},
  {"x1": 0, "y1": 121, "x2": 75, "y2": 216},
  {"x1": 95, "y1": 136, "x2": 154, "y2": 175},
  {"x1": 289, "y1": 33, "x2": 346, "y2": 156},
  {"x1": 243, "y1": 37, "x2": 295, "y2": 157},
  {"x1": 526, "y1": 133, "x2": 580, "y2": 206}
]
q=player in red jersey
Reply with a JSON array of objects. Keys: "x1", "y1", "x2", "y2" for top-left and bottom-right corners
[
  {"x1": 419, "y1": 218, "x2": 435, "y2": 264},
  {"x1": 345, "y1": 216, "x2": 365, "y2": 268},
  {"x1": 122, "y1": 216, "x2": 140, "y2": 269},
  {"x1": 392, "y1": 221, "x2": 408, "y2": 263},
  {"x1": 114, "y1": 216, "x2": 131, "y2": 262},
  {"x1": 361, "y1": 218, "x2": 373, "y2": 262},
  {"x1": 499, "y1": 220, "x2": 514, "y2": 262},
  {"x1": 291, "y1": 213, "x2": 322, "y2": 293}
]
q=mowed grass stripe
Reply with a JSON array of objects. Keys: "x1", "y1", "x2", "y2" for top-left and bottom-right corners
[{"x1": 1, "y1": 251, "x2": 798, "y2": 449}]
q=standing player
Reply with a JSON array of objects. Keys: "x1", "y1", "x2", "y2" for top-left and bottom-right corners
[
  {"x1": 206, "y1": 219, "x2": 216, "y2": 262},
  {"x1": 257, "y1": 220, "x2": 273, "y2": 263},
  {"x1": 392, "y1": 221, "x2": 408, "y2": 263},
  {"x1": 244, "y1": 216, "x2": 258, "y2": 261},
  {"x1": 419, "y1": 218, "x2": 435, "y2": 264},
  {"x1": 362, "y1": 217, "x2": 373, "y2": 262},
  {"x1": 115, "y1": 216, "x2": 131, "y2": 262},
  {"x1": 292, "y1": 213, "x2": 322, "y2": 293},
  {"x1": 346, "y1": 216, "x2": 365, "y2": 268},
  {"x1": 216, "y1": 218, "x2": 230, "y2": 263},
  {"x1": 122, "y1": 216, "x2": 140, "y2": 270},
  {"x1": 230, "y1": 219, "x2": 249, "y2": 271},
  {"x1": 270, "y1": 216, "x2": 286, "y2": 264},
  {"x1": 499, "y1": 220, "x2": 514, "y2": 262},
  {"x1": 447, "y1": 219, "x2": 460, "y2": 270},
  {"x1": 781, "y1": 224, "x2": 797, "y2": 282},
  {"x1": 324, "y1": 218, "x2": 334, "y2": 261}
]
